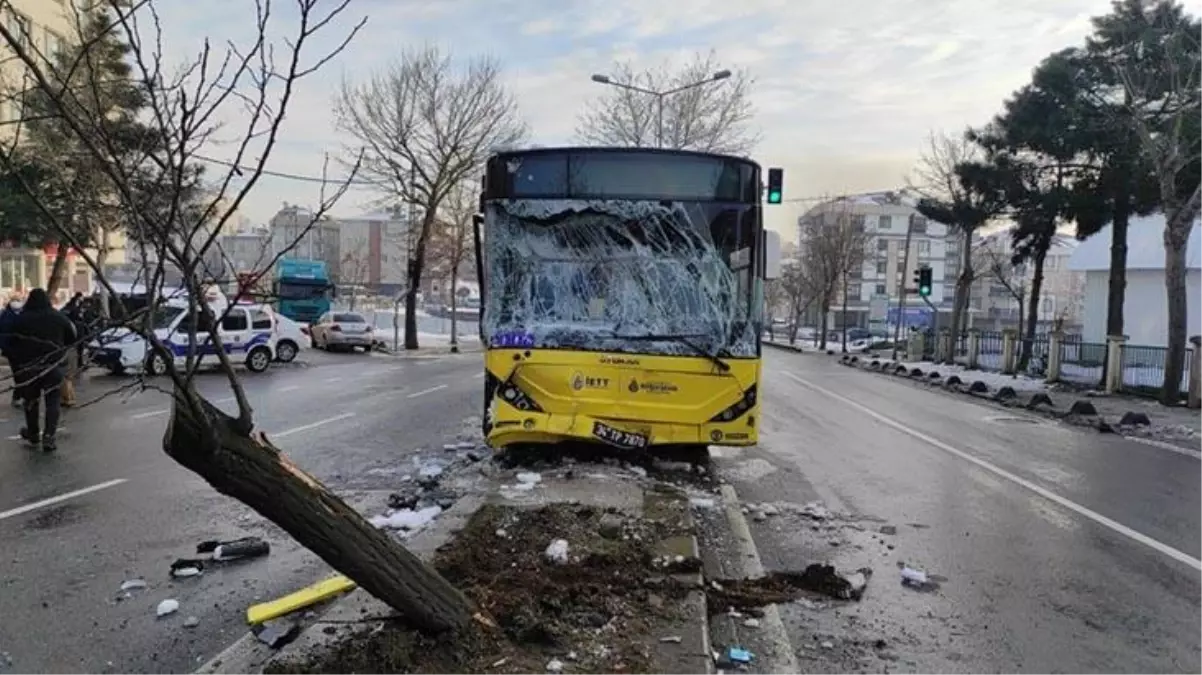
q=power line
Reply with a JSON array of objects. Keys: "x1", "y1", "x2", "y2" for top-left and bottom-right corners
[{"x1": 193, "y1": 154, "x2": 378, "y2": 187}]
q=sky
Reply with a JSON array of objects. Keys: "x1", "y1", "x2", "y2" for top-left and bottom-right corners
[{"x1": 148, "y1": 0, "x2": 1120, "y2": 240}]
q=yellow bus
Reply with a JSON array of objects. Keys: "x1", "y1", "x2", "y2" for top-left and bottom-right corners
[{"x1": 473, "y1": 147, "x2": 783, "y2": 455}]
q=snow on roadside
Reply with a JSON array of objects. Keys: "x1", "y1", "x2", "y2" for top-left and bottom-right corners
[{"x1": 886, "y1": 359, "x2": 1051, "y2": 393}]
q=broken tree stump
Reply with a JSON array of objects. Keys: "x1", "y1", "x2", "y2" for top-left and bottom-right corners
[{"x1": 164, "y1": 392, "x2": 473, "y2": 634}]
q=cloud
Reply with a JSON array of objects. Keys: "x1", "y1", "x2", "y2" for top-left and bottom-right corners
[{"x1": 134, "y1": 0, "x2": 1116, "y2": 236}]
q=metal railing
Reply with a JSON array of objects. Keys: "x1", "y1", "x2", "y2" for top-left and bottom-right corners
[
  {"x1": 977, "y1": 331, "x2": 1005, "y2": 370},
  {"x1": 1119, "y1": 343, "x2": 1194, "y2": 399},
  {"x1": 1057, "y1": 339, "x2": 1107, "y2": 388}
]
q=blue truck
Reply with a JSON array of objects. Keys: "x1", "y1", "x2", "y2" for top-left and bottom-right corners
[{"x1": 275, "y1": 258, "x2": 333, "y2": 324}]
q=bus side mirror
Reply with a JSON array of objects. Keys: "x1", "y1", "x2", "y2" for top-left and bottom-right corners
[{"x1": 761, "y1": 229, "x2": 782, "y2": 280}]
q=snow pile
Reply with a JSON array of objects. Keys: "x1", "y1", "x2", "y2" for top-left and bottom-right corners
[
  {"x1": 892, "y1": 360, "x2": 1050, "y2": 392},
  {"x1": 370, "y1": 505, "x2": 443, "y2": 533},
  {"x1": 544, "y1": 539, "x2": 570, "y2": 564}
]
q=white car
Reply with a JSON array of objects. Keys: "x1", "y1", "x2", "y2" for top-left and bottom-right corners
[
  {"x1": 271, "y1": 312, "x2": 310, "y2": 363},
  {"x1": 90, "y1": 299, "x2": 278, "y2": 376}
]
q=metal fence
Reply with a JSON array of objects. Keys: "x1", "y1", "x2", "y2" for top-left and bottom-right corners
[
  {"x1": 1119, "y1": 343, "x2": 1194, "y2": 399},
  {"x1": 1057, "y1": 338, "x2": 1107, "y2": 388},
  {"x1": 953, "y1": 332, "x2": 970, "y2": 366},
  {"x1": 977, "y1": 331, "x2": 1005, "y2": 370}
]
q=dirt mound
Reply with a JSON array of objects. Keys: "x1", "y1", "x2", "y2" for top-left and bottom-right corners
[{"x1": 272, "y1": 504, "x2": 686, "y2": 674}]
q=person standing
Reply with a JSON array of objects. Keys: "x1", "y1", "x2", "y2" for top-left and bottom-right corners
[
  {"x1": 0, "y1": 295, "x2": 23, "y2": 408},
  {"x1": 59, "y1": 292, "x2": 85, "y2": 407},
  {"x1": 9, "y1": 288, "x2": 76, "y2": 451}
]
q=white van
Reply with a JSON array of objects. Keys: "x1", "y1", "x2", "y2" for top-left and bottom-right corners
[{"x1": 90, "y1": 298, "x2": 278, "y2": 376}]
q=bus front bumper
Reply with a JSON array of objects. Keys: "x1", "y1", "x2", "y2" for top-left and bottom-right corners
[{"x1": 487, "y1": 407, "x2": 758, "y2": 449}]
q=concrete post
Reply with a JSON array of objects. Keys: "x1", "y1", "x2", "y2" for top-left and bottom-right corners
[
  {"x1": 1046, "y1": 331, "x2": 1064, "y2": 383},
  {"x1": 1105, "y1": 334, "x2": 1126, "y2": 394},
  {"x1": 907, "y1": 329, "x2": 925, "y2": 362},
  {"x1": 1188, "y1": 335, "x2": 1201, "y2": 409},
  {"x1": 966, "y1": 329, "x2": 981, "y2": 370},
  {"x1": 937, "y1": 328, "x2": 952, "y2": 364},
  {"x1": 1001, "y1": 328, "x2": 1018, "y2": 374}
]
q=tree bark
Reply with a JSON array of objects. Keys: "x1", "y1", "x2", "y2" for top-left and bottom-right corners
[
  {"x1": 818, "y1": 298, "x2": 830, "y2": 350},
  {"x1": 1103, "y1": 185, "x2": 1131, "y2": 386},
  {"x1": 46, "y1": 242, "x2": 71, "y2": 297},
  {"x1": 1020, "y1": 250, "x2": 1047, "y2": 372},
  {"x1": 449, "y1": 268, "x2": 459, "y2": 352},
  {"x1": 404, "y1": 211, "x2": 435, "y2": 351},
  {"x1": 840, "y1": 274, "x2": 849, "y2": 353},
  {"x1": 163, "y1": 391, "x2": 473, "y2": 632},
  {"x1": 948, "y1": 230, "x2": 975, "y2": 357},
  {"x1": 1160, "y1": 205, "x2": 1193, "y2": 405}
]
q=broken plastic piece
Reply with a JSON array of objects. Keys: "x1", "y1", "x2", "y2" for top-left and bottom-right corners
[
  {"x1": 213, "y1": 537, "x2": 271, "y2": 561},
  {"x1": 900, "y1": 567, "x2": 927, "y2": 585},
  {"x1": 119, "y1": 579, "x2": 147, "y2": 591},
  {"x1": 246, "y1": 574, "x2": 357, "y2": 625},
  {"x1": 516, "y1": 471, "x2": 542, "y2": 485},
  {"x1": 253, "y1": 619, "x2": 301, "y2": 649},
  {"x1": 660, "y1": 635, "x2": 683, "y2": 643},
  {"x1": 546, "y1": 658, "x2": 564, "y2": 673},
  {"x1": 170, "y1": 559, "x2": 206, "y2": 578},
  {"x1": 727, "y1": 646, "x2": 754, "y2": 663},
  {"x1": 156, "y1": 599, "x2": 179, "y2": 617}
]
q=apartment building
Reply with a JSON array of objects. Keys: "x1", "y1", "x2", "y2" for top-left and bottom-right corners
[
  {"x1": 268, "y1": 204, "x2": 341, "y2": 278},
  {"x1": 796, "y1": 191, "x2": 954, "y2": 330},
  {"x1": 0, "y1": 1, "x2": 108, "y2": 300},
  {"x1": 970, "y1": 229, "x2": 1085, "y2": 333},
  {"x1": 335, "y1": 210, "x2": 410, "y2": 295}
]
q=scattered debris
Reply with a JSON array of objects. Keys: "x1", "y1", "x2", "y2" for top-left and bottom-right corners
[
  {"x1": 209, "y1": 537, "x2": 271, "y2": 562},
  {"x1": 761, "y1": 503, "x2": 780, "y2": 517},
  {"x1": 387, "y1": 490, "x2": 420, "y2": 510},
  {"x1": 490, "y1": 657, "x2": 508, "y2": 668},
  {"x1": 119, "y1": 579, "x2": 147, "y2": 592},
  {"x1": 727, "y1": 647, "x2": 754, "y2": 663},
  {"x1": 706, "y1": 565, "x2": 872, "y2": 607},
  {"x1": 752, "y1": 510, "x2": 768, "y2": 522},
  {"x1": 899, "y1": 564, "x2": 945, "y2": 592},
  {"x1": 820, "y1": 641, "x2": 834, "y2": 649},
  {"x1": 247, "y1": 575, "x2": 356, "y2": 625},
  {"x1": 598, "y1": 513, "x2": 624, "y2": 539},
  {"x1": 743, "y1": 618, "x2": 760, "y2": 628},
  {"x1": 544, "y1": 539, "x2": 570, "y2": 564},
  {"x1": 800, "y1": 501, "x2": 831, "y2": 520},
  {"x1": 169, "y1": 560, "x2": 204, "y2": 578},
  {"x1": 183, "y1": 616, "x2": 200, "y2": 628},
  {"x1": 516, "y1": 471, "x2": 543, "y2": 485},
  {"x1": 466, "y1": 449, "x2": 487, "y2": 462},
  {"x1": 254, "y1": 619, "x2": 302, "y2": 649},
  {"x1": 627, "y1": 465, "x2": 648, "y2": 478},
  {"x1": 900, "y1": 567, "x2": 927, "y2": 585},
  {"x1": 495, "y1": 528, "x2": 508, "y2": 538},
  {"x1": 156, "y1": 599, "x2": 180, "y2": 617},
  {"x1": 659, "y1": 635, "x2": 682, "y2": 643},
  {"x1": 689, "y1": 497, "x2": 716, "y2": 509},
  {"x1": 546, "y1": 658, "x2": 564, "y2": 673},
  {"x1": 878, "y1": 525, "x2": 897, "y2": 536}
]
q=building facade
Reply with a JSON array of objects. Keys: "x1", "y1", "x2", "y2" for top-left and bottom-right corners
[
  {"x1": 797, "y1": 191, "x2": 954, "y2": 330},
  {"x1": 970, "y1": 230, "x2": 1085, "y2": 334},
  {"x1": 334, "y1": 210, "x2": 410, "y2": 295},
  {"x1": 268, "y1": 205, "x2": 341, "y2": 279}
]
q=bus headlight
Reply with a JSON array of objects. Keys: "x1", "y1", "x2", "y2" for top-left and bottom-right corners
[
  {"x1": 499, "y1": 379, "x2": 543, "y2": 412},
  {"x1": 708, "y1": 385, "x2": 757, "y2": 423}
]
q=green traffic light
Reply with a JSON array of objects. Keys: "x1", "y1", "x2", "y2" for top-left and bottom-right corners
[{"x1": 767, "y1": 190, "x2": 781, "y2": 204}]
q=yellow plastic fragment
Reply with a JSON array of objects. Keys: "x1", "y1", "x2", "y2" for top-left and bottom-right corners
[{"x1": 245, "y1": 574, "x2": 357, "y2": 625}]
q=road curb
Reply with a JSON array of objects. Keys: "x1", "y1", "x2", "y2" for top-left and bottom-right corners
[{"x1": 716, "y1": 484, "x2": 799, "y2": 673}]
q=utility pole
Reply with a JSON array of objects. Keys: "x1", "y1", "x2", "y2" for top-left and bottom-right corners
[{"x1": 891, "y1": 214, "x2": 916, "y2": 361}]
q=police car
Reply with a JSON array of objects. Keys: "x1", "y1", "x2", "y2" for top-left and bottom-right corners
[{"x1": 90, "y1": 289, "x2": 279, "y2": 376}]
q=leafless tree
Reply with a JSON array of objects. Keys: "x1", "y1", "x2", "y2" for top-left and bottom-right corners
[
  {"x1": 798, "y1": 198, "x2": 872, "y2": 350},
  {"x1": 577, "y1": 51, "x2": 759, "y2": 156},
  {"x1": 762, "y1": 277, "x2": 787, "y2": 340},
  {"x1": 909, "y1": 131, "x2": 1005, "y2": 341},
  {"x1": 778, "y1": 257, "x2": 816, "y2": 346},
  {"x1": 427, "y1": 179, "x2": 476, "y2": 353},
  {"x1": 334, "y1": 46, "x2": 526, "y2": 351},
  {"x1": 973, "y1": 237, "x2": 1028, "y2": 338},
  {"x1": 1112, "y1": 9, "x2": 1201, "y2": 403},
  {"x1": 0, "y1": 0, "x2": 474, "y2": 633}
]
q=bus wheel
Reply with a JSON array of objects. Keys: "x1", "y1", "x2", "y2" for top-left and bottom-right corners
[
  {"x1": 246, "y1": 346, "x2": 272, "y2": 373},
  {"x1": 145, "y1": 353, "x2": 169, "y2": 377}
]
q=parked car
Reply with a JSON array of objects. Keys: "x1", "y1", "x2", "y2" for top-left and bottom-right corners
[
  {"x1": 271, "y1": 312, "x2": 310, "y2": 363},
  {"x1": 310, "y1": 311, "x2": 374, "y2": 352}
]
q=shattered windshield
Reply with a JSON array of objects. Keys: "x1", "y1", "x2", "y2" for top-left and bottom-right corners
[{"x1": 483, "y1": 199, "x2": 759, "y2": 357}]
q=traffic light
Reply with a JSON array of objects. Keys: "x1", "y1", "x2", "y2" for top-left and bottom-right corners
[
  {"x1": 912, "y1": 266, "x2": 933, "y2": 297},
  {"x1": 766, "y1": 167, "x2": 783, "y2": 204}
]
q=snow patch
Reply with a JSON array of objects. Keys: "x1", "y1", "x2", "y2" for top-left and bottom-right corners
[{"x1": 370, "y1": 505, "x2": 443, "y2": 532}]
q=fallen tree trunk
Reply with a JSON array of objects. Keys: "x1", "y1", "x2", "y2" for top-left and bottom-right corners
[{"x1": 164, "y1": 390, "x2": 473, "y2": 633}]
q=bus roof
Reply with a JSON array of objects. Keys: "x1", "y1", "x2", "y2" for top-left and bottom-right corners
[{"x1": 488, "y1": 145, "x2": 761, "y2": 171}]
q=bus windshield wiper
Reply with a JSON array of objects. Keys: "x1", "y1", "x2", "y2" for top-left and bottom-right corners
[{"x1": 615, "y1": 332, "x2": 731, "y2": 372}]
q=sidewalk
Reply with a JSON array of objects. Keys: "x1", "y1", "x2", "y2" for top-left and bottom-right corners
[{"x1": 199, "y1": 462, "x2": 710, "y2": 674}]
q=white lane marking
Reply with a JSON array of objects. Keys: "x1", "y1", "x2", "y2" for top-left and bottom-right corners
[
  {"x1": 407, "y1": 384, "x2": 448, "y2": 399},
  {"x1": 0, "y1": 478, "x2": 128, "y2": 521},
  {"x1": 324, "y1": 376, "x2": 344, "y2": 383},
  {"x1": 473, "y1": 372, "x2": 485, "y2": 379},
  {"x1": 783, "y1": 370, "x2": 1202, "y2": 572},
  {"x1": 1122, "y1": 434, "x2": 1202, "y2": 460},
  {"x1": 271, "y1": 412, "x2": 356, "y2": 439},
  {"x1": 276, "y1": 385, "x2": 301, "y2": 393}
]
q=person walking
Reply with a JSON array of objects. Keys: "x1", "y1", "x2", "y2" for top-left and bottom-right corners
[
  {"x1": 0, "y1": 295, "x2": 23, "y2": 408},
  {"x1": 59, "y1": 292, "x2": 85, "y2": 408},
  {"x1": 9, "y1": 288, "x2": 76, "y2": 451}
]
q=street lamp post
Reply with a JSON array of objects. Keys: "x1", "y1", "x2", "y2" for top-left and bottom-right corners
[{"x1": 589, "y1": 69, "x2": 732, "y2": 148}]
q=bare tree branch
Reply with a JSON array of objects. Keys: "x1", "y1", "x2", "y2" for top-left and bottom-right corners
[{"x1": 577, "y1": 51, "x2": 759, "y2": 156}]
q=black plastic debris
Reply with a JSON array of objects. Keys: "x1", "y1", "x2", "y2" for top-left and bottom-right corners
[
  {"x1": 170, "y1": 559, "x2": 205, "y2": 578},
  {"x1": 203, "y1": 537, "x2": 271, "y2": 561},
  {"x1": 253, "y1": 619, "x2": 302, "y2": 649}
]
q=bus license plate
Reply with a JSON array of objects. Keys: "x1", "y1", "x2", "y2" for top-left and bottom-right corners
[{"x1": 592, "y1": 421, "x2": 648, "y2": 449}]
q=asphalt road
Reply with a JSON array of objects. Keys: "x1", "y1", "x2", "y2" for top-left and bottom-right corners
[
  {"x1": 714, "y1": 348, "x2": 1201, "y2": 673},
  {"x1": 0, "y1": 346, "x2": 485, "y2": 674}
]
